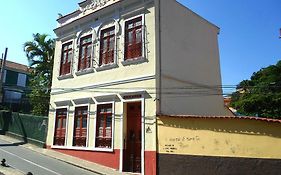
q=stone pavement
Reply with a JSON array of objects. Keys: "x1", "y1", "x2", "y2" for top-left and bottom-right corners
[
  {"x1": 0, "y1": 165, "x2": 24, "y2": 175},
  {"x1": 0, "y1": 135, "x2": 131, "y2": 175}
]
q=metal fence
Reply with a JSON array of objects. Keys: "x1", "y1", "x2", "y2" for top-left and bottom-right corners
[{"x1": 0, "y1": 111, "x2": 48, "y2": 146}]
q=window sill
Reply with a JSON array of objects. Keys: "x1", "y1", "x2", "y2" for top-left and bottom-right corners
[
  {"x1": 121, "y1": 56, "x2": 147, "y2": 66},
  {"x1": 95, "y1": 63, "x2": 118, "y2": 72},
  {"x1": 75, "y1": 68, "x2": 94, "y2": 76},
  {"x1": 57, "y1": 73, "x2": 73, "y2": 80},
  {"x1": 51, "y1": 145, "x2": 114, "y2": 152}
]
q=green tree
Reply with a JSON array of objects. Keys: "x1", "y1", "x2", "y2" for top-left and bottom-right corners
[
  {"x1": 231, "y1": 60, "x2": 281, "y2": 119},
  {"x1": 24, "y1": 33, "x2": 55, "y2": 116}
]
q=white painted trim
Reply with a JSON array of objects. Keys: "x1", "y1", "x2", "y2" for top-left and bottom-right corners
[
  {"x1": 121, "y1": 56, "x2": 146, "y2": 66},
  {"x1": 51, "y1": 74, "x2": 155, "y2": 95},
  {"x1": 51, "y1": 146, "x2": 114, "y2": 152},
  {"x1": 94, "y1": 101, "x2": 115, "y2": 151},
  {"x1": 51, "y1": 105, "x2": 70, "y2": 148},
  {"x1": 59, "y1": 33, "x2": 76, "y2": 43},
  {"x1": 76, "y1": 27, "x2": 95, "y2": 46},
  {"x1": 75, "y1": 31, "x2": 95, "y2": 73},
  {"x1": 54, "y1": 100, "x2": 72, "y2": 107},
  {"x1": 119, "y1": 103, "x2": 124, "y2": 172},
  {"x1": 52, "y1": 110, "x2": 57, "y2": 147},
  {"x1": 96, "y1": 21, "x2": 118, "y2": 68},
  {"x1": 87, "y1": 103, "x2": 91, "y2": 148},
  {"x1": 95, "y1": 63, "x2": 118, "y2": 71},
  {"x1": 94, "y1": 94, "x2": 118, "y2": 103},
  {"x1": 72, "y1": 97, "x2": 94, "y2": 105},
  {"x1": 121, "y1": 96, "x2": 145, "y2": 175},
  {"x1": 119, "y1": 89, "x2": 146, "y2": 98},
  {"x1": 75, "y1": 68, "x2": 95, "y2": 76},
  {"x1": 57, "y1": 73, "x2": 74, "y2": 80},
  {"x1": 112, "y1": 101, "x2": 116, "y2": 151},
  {"x1": 58, "y1": 39, "x2": 75, "y2": 78},
  {"x1": 92, "y1": 103, "x2": 97, "y2": 147},
  {"x1": 141, "y1": 97, "x2": 145, "y2": 175},
  {"x1": 65, "y1": 106, "x2": 70, "y2": 147},
  {"x1": 121, "y1": 13, "x2": 146, "y2": 63},
  {"x1": 72, "y1": 103, "x2": 91, "y2": 147}
]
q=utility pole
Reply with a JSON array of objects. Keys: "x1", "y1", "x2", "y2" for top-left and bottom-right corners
[{"x1": 0, "y1": 48, "x2": 8, "y2": 103}]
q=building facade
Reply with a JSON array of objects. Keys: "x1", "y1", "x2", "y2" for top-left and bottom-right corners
[
  {"x1": 0, "y1": 60, "x2": 29, "y2": 111},
  {"x1": 46, "y1": 0, "x2": 229, "y2": 174}
]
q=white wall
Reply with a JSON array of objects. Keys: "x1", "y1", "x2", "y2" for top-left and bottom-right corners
[{"x1": 159, "y1": 0, "x2": 229, "y2": 116}]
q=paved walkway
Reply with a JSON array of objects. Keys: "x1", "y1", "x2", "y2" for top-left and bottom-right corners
[
  {"x1": 0, "y1": 135, "x2": 129, "y2": 175},
  {"x1": 0, "y1": 166, "x2": 24, "y2": 175}
]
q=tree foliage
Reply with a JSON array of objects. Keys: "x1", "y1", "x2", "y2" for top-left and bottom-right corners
[
  {"x1": 24, "y1": 33, "x2": 55, "y2": 116},
  {"x1": 230, "y1": 60, "x2": 281, "y2": 119}
]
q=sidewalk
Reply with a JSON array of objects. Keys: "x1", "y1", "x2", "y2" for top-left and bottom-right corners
[
  {"x1": 0, "y1": 166, "x2": 24, "y2": 175},
  {"x1": 0, "y1": 135, "x2": 129, "y2": 175}
]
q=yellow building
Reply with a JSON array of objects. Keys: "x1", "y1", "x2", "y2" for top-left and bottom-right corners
[{"x1": 46, "y1": 0, "x2": 231, "y2": 174}]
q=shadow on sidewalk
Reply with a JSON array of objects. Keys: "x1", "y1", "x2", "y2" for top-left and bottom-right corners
[{"x1": 0, "y1": 141, "x2": 27, "y2": 147}]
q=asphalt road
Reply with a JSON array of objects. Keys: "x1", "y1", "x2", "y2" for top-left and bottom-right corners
[{"x1": 0, "y1": 138, "x2": 98, "y2": 175}]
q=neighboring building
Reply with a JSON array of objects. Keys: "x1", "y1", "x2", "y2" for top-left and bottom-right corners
[
  {"x1": 46, "y1": 0, "x2": 230, "y2": 174},
  {"x1": 0, "y1": 59, "x2": 30, "y2": 111},
  {"x1": 157, "y1": 115, "x2": 281, "y2": 175},
  {"x1": 224, "y1": 96, "x2": 231, "y2": 107}
]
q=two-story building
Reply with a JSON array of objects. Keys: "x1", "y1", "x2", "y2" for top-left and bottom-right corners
[
  {"x1": 0, "y1": 60, "x2": 30, "y2": 111},
  {"x1": 46, "y1": 0, "x2": 230, "y2": 174}
]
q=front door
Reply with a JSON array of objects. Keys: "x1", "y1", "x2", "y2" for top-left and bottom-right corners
[{"x1": 123, "y1": 102, "x2": 142, "y2": 173}]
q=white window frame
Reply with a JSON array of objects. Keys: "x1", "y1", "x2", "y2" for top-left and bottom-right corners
[
  {"x1": 93, "y1": 101, "x2": 115, "y2": 152},
  {"x1": 51, "y1": 106, "x2": 70, "y2": 149},
  {"x1": 121, "y1": 14, "x2": 146, "y2": 66},
  {"x1": 95, "y1": 24, "x2": 118, "y2": 71},
  {"x1": 119, "y1": 94, "x2": 145, "y2": 175},
  {"x1": 75, "y1": 30, "x2": 95, "y2": 76},
  {"x1": 58, "y1": 39, "x2": 75, "y2": 80},
  {"x1": 71, "y1": 103, "x2": 91, "y2": 148}
]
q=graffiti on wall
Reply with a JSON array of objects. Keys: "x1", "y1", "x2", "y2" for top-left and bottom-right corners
[{"x1": 163, "y1": 136, "x2": 200, "y2": 153}]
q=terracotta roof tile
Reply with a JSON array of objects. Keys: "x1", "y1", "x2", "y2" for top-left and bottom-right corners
[
  {"x1": 0, "y1": 60, "x2": 30, "y2": 73},
  {"x1": 158, "y1": 114, "x2": 281, "y2": 123}
]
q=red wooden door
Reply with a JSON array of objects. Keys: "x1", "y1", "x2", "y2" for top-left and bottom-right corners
[
  {"x1": 54, "y1": 109, "x2": 67, "y2": 146},
  {"x1": 123, "y1": 102, "x2": 142, "y2": 173}
]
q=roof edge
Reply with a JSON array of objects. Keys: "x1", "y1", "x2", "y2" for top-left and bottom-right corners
[
  {"x1": 175, "y1": 0, "x2": 220, "y2": 33},
  {"x1": 157, "y1": 114, "x2": 281, "y2": 123}
]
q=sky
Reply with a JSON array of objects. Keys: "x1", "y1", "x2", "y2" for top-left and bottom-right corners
[{"x1": 0, "y1": 0, "x2": 281, "y2": 94}]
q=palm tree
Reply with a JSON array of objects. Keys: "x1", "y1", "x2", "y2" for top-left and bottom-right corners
[
  {"x1": 23, "y1": 33, "x2": 55, "y2": 116},
  {"x1": 24, "y1": 33, "x2": 55, "y2": 87}
]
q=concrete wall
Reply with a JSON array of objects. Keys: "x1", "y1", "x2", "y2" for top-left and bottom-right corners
[
  {"x1": 158, "y1": 0, "x2": 228, "y2": 116},
  {"x1": 157, "y1": 116, "x2": 281, "y2": 175}
]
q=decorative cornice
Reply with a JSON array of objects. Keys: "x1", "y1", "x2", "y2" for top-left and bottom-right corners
[{"x1": 80, "y1": 0, "x2": 111, "y2": 13}]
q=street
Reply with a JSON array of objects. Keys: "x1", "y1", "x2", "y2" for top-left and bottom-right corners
[{"x1": 0, "y1": 138, "x2": 98, "y2": 175}]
